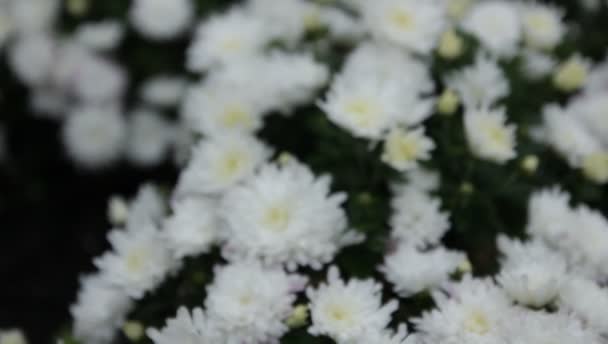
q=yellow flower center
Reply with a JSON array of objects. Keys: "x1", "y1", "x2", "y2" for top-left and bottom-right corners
[
  {"x1": 262, "y1": 205, "x2": 291, "y2": 232},
  {"x1": 390, "y1": 9, "x2": 414, "y2": 31},
  {"x1": 464, "y1": 309, "x2": 490, "y2": 335},
  {"x1": 221, "y1": 105, "x2": 251, "y2": 128}
]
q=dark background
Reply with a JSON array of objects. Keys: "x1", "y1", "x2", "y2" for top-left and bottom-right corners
[{"x1": 1, "y1": 1, "x2": 607, "y2": 343}]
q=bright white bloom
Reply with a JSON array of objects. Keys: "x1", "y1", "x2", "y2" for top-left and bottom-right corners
[
  {"x1": 125, "y1": 183, "x2": 166, "y2": 231},
  {"x1": 62, "y1": 105, "x2": 127, "y2": 169},
  {"x1": 220, "y1": 160, "x2": 362, "y2": 270},
  {"x1": 526, "y1": 187, "x2": 573, "y2": 242},
  {"x1": 559, "y1": 277, "x2": 608, "y2": 335},
  {"x1": 507, "y1": 310, "x2": 602, "y2": 344},
  {"x1": 140, "y1": 76, "x2": 186, "y2": 108},
  {"x1": 520, "y1": 3, "x2": 565, "y2": 50},
  {"x1": 176, "y1": 134, "x2": 272, "y2": 196},
  {"x1": 75, "y1": 21, "x2": 124, "y2": 51},
  {"x1": 320, "y1": 74, "x2": 406, "y2": 139},
  {"x1": 147, "y1": 307, "x2": 219, "y2": 344},
  {"x1": 163, "y1": 197, "x2": 219, "y2": 259},
  {"x1": 70, "y1": 275, "x2": 133, "y2": 344},
  {"x1": 520, "y1": 49, "x2": 557, "y2": 80},
  {"x1": 321, "y1": 7, "x2": 365, "y2": 42},
  {"x1": 390, "y1": 187, "x2": 450, "y2": 246},
  {"x1": 205, "y1": 261, "x2": 307, "y2": 343},
  {"x1": 360, "y1": 0, "x2": 446, "y2": 54},
  {"x1": 497, "y1": 261, "x2": 564, "y2": 307},
  {"x1": 9, "y1": 0, "x2": 59, "y2": 34},
  {"x1": 463, "y1": 1, "x2": 522, "y2": 57},
  {"x1": 72, "y1": 55, "x2": 126, "y2": 104},
  {"x1": 464, "y1": 106, "x2": 517, "y2": 164},
  {"x1": 400, "y1": 167, "x2": 441, "y2": 193},
  {"x1": 0, "y1": 329, "x2": 27, "y2": 344},
  {"x1": 307, "y1": 266, "x2": 398, "y2": 342},
  {"x1": 130, "y1": 0, "x2": 193, "y2": 40},
  {"x1": 187, "y1": 8, "x2": 270, "y2": 71},
  {"x1": 8, "y1": 34, "x2": 55, "y2": 87},
  {"x1": 126, "y1": 109, "x2": 174, "y2": 167},
  {"x1": 181, "y1": 81, "x2": 265, "y2": 136},
  {"x1": 381, "y1": 244, "x2": 467, "y2": 297},
  {"x1": 541, "y1": 103, "x2": 601, "y2": 167},
  {"x1": 585, "y1": 57, "x2": 608, "y2": 94},
  {"x1": 381, "y1": 127, "x2": 435, "y2": 171},
  {"x1": 446, "y1": 53, "x2": 509, "y2": 108},
  {"x1": 94, "y1": 226, "x2": 175, "y2": 299},
  {"x1": 414, "y1": 277, "x2": 512, "y2": 343},
  {"x1": 570, "y1": 93, "x2": 608, "y2": 146}
]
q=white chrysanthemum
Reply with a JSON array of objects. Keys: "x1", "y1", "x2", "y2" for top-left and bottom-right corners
[
  {"x1": 381, "y1": 244, "x2": 467, "y2": 297},
  {"x1": 220, "y1": 160, "x2": 362, "y2": 270},
  {"x1": 163, "y1": 197, "x2": 219, "y2": 259},
  {"x1": 520, "y1": 3, "x2": 565, "y2": 50},
  {"x1": 497, "y1": 262, "x2": 564, "y2": 307},
  {"x1": 520, "y1": 49, "x2": 557, "y2": 80},
  {"x1": 8, "y1": 33, "x2": 55, "y2": 87},
  {"x1": 508, "y1": 310, "x2": 602, "y2": 344},
  {"x1": 585, "y1": 57, "x2": 608, "y2": 94},
  {"x1": 320, "y1": 74, "x2": 406, "y2": 139},
  {"x1": 140, "y1": 76, "x2": 186, "y2": 108},
  {"x1": 381, "y1": 127, "x2": 435, "y2": 171},
  {"x1": 359, "y1": 326, "x2": 420, "y2": 344},
  {"x1": 570, "y1": 93, "x2": 608, "y2": 146},
  {"x1": 187, "y1": 8, "x2": 270, "y2": 71},
  {"x1": 361, "y1": 0, "x2": 446, "y2": 54},
  {"x1": 445, "y1": 53, "x2": 510, "y2": 108},
  {"x1": 9, "y1": 0, "x2": 60, "y2": 34},
  {"x1": 208, "y1": 51, "x2": 329, "y2": 114},
  {"x1": 541, "y1": 103, "x2": 601, "y2": 167},
  {"x1": 463, "y1": 1, "x2": 522, "y2": 57},
  {"x1": 464, "y1": 106, "x2": 517, "y2": 164},
  {"x1": 414, "y1": 277, "x2": 512, "y2": 343},
  {"x1": 74, "y1": 21, "x2": 124, "y2": 51},
  {"x1": 130, "y1": 0, "x2": 193, "y2": 40},
  {"x1": 147, "y1": 307, "x2": 219, "y2": 344},
  {"x1": 307, "y1": 266, "x2": 398, "y2": 343},
  {"x1": 70, "y1": 275, "x2": 133, "y2": 344},
  {"x1": 181, "y1": 82, "x2": 265, "y2": 137},
  {"x1": 390, "y1": 187, "x2": 450, "y2": 246},
  {"x1": 0, "y1": 329, "x2": 27, "y2": 344},
  {"x1": 126, "y1": 109, "x2": 174, "y2": 167},
  {"x1": 176, "y1": 134, "x2": 272, "y2": 196},
  {"x1": 559, "y1": 277, "x2": 608, "y2": 335},
  {"x1": 94, "y1": 226, "x2": 175, "y2": 299},
  {"x1": 321, "y1": 7, "x2": 366, "y2": 42},
  {"x1": 72, "y1": 55, "x2": 126, "y2": 104},
  {"x1": 62, "y1": 105, "x2": 127, "y2": 169},
  {"x1": 566, "y1": 205, "x2": 608, "y2": 278},
  {"x1": 526, "y1": 187, "x2": 573, "y2": 242},
  {"x1": 125, "y1": 183, "x2": 166, "y2": 231},
  {"x1": 246, "y1": 0, "x2": 324, "y2": 45},
  {"x1": 205, "y1": 261, "x2": 307, "y2": 343},
  {"x1": 397, "y1": 168, "x2": 441, "y2": 193}
]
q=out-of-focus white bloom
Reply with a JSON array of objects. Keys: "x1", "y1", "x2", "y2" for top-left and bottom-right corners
[
  {"x1": 94, "y1": 226, "x2": 175, "y2": 299},
  {"x1": 507, "y1": 310, "x2": 602, "y2": 344},
  {"x1": 553, "y1": 54, "x2": 591, "y2": 92},
  {"x1": 125, "y1": 183, "x2": 166, "y2": 231},
  {"x1": 414, "y1": 277, "x2": 512, "y2": 343},
  {"x1": 62, "y1": 105, "x2": 127, "y2": 169},
  {"x1": 400, "y1": 167, "x2": 441, "y2": 193},
  {"x1": 9, "y1": 0, "x2": 59, "y2": 34},
  {"x1": 463, "y1": 1, "x2": 522, "y2": 57},
  {"x1": 205, "y1": 261, "x2": 307, "y2": 343},
  {"x1": 582, "y1": 152, "x2": 608, "y2": 184},
  {"x1": 381, "y1": 127, "x2": 435, "y2": 171},
  {"x1": 390, "y1": 187, "x2": 450, "y2": 246},
  {"x1": 246, "y1": 0, "x2": 324, "y2": 45},
  {"x1": 307, "y1": 266, "x2": 398, "y2": 343},
  {"x1": 360, "y1": 0, "x2": 446, "y2": 54},
  {"x1": 320, "y1": 74, "x2": 407, "y2": 139},
  {"x1": 559, "y1": 277, "x2": 608, "y2": 335},
  {"x1": 75, "y1": 21, "x2": 124, "y2": 51},
  {"x1": 463, "y1": 106, "x2": 517, "y2": 164},
  {"x1": 108, "y1": 195, "x2": 129, "y2": 226},
  {"x1": 0, "y1": 329, "x2": 27, "y2": 344},
  {"x1": 163, "y1": 197, "x2": 219, "y2": 259},
  {"x1": 321, "y1": 7, "x2": 365, "y2": 42},
  {"x1": 220, "y1": 160, "x2": 362, "y2": 270},
  {"x1": 541, "y1": 103, "x2": 600, "y2": 167},
  {"x1": 147, "y1": 307, "x2": 219, "y2": 344},
  {"x1": 570, "y1": 93, "x2": 608, "y2": 146},
  {"x1": 187, "y1": 8, "x2": 270, "y2": 71},
  {"x1": 585, "y1": 57, "x2": 608, "y2": 94},
  {"x1": 437, "y1": 29, "x2": 465, "y2": 60},
  {"x1": 140, "y1": 76, "x2": 186, "y2": 108},
  {"x1": 497, "y1": 262, "x2": 564, "y2": 307},
  {"x1": 446, "y1": 53, "x2": 509, "y2": 108},
  {"x1": 126, "y1": 109, "x2": 174, "y2": 167},
  {"x1": 520, "y1": 49, "x2": 557, "y2": 80},
  {"x1": 520, "y1": 3, "x2": 565, "y2": 50},
  {"x1": 130, "y1": 0, "x2": 193, "y2": 40},
  {"x1": 8, "y1": 34, "x2": 55, "y2": 87},
  {"x1": 70, "y1": 275, "x2": 133, "y2": 344},
  {"x1": 181, "y1": 82, "x2": 265, "y2": 136},
  {"x1": 176, "y1": 134, "x2": 272, "y2": 196},
  {"x1": 526, "y1": 187, "x2": 573, "y2": 242},
  {"x1": 0, "y1": 8, "x2": 13, "y2": 49},
  {"x1": 381, "y1": 244, "x2": 467, "y2": 297},
  {"x1": 72, "y1": 55, "x2": 127, "y2": 104}
]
